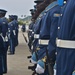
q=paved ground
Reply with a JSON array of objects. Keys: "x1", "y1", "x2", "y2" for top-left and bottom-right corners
[{"x1": 4, "y1": 31, "x2": 33, "y2": 75}]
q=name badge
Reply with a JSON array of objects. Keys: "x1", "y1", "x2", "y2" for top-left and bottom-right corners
[{"x1": 54, "y1": 13, "x2": 61, "y2": 17}]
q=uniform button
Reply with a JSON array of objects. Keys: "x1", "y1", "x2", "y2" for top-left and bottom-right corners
[
  {"x1": 55, "y1": 52, "x2": 57, "y2": 55},
  {"x1": 61, "y1": 14, "x2": 63, "y2": 16},
  {"x1": 58, "y1": 27, "x2": 60, "y2": 29},
  {"x1": 64, "y1": 1, "x2": 66, "y2": 4}
]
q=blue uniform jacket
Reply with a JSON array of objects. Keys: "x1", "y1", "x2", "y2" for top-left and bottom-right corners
[
  {"x1": 32, "y1": 17, "x2": 44, "y2": 52},
  {"x1": 8, "y1": 20, "x2": 15, "y2": 38},
  {"x1": 56, "y1": 0, "x2": 75, "y2": 75},
  {"x1": 0, "y1": 17, "x2": 8, "y2": 50},
  {"x1": 0, "y1": 17, "x2": 8, "y2": 74},
  {"x1": 37, "y1": 1, "x2": 61, "y2": 60},
  {"x1": 32, "y1": 7, "x2": 50, "y2": 53},
  {"x1": 0, "y1": 18, "x2": 4, "y2": 53},
  {"x1": 14, "y1": 20, "x2": 18, "y2": 33},
  {"x1": 1, "y1": 17, "x2": 8, "y2": 37}
]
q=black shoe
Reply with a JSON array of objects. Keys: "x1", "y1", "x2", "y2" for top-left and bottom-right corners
[
  {"x1": 28, "y1": 64, "x2": 37, "y2": 71},
  {"x1": 3, "y1": 71, "x2": 7, "y2": 74},
  {"x1": 32, "y1": 71, "x2": 37, "y2": 75},
  {"x1": 27, "y1": 56, "x2": 32, "y2": 59},
  {"x1": 8, "y1": 53, "x2": 14, "y2": 55}
]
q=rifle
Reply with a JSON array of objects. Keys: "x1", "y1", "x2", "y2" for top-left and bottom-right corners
[
  {"x1": 22, "y1": 32, "x2": 28, "y2": 43},
  {"x1": 46, "y1": 48, "x2": 54, "y2": 75}
]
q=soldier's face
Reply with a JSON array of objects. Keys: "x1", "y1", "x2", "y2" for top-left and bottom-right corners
[{"x1": 9, "y1": 18, "x2": 12, "y2": 22}]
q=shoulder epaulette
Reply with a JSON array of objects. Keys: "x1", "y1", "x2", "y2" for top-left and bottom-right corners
[{"x1": 45, "y1": 1, "x2": 58, "y2": 12}]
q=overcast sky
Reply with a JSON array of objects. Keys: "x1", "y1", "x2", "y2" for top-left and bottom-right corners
[{"x1": 0, "y1": 0, "x2": 35, "y2": 18}]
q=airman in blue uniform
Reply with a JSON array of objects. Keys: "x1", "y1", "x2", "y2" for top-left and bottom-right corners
[
  {"x1": 30, "y1": 0, "x2": 65, "y2": 75},
  {"x1": 29, "y1": 0, "x2": 50, "y2": 54},
  {"x1": 1, "y1": 12, "x2": 8, "y2": 74},
  {"x1": 28, "y1": 9, "x2": 36, "y2": 51},
  {"x1": 28, "y1": 0, "x2": 44, "y2": 45},
  {"x1": 30, "y1": 0, "x2": 51, "y2": 75},
  {"x1": 28, "y1": 0, "x2": 47, "y2": 73},
  {"x1": 21, "y1": 24, "x2": 26, "y2": 32},
  {"x1": 8, "y1": 15, "x2": 16, "y2": 55},
  {"x1": 0, "y1": 9, "x2": 8, "y2": 75},
  {"x1": 13, "y1": 15, "x2": 19, "y2": 47},
  {"x1": 56, "y1": 0, "x2": 75, "y2": 75},
  {"x1": 0, "y1": 21, "x2": 4, "y2": 75}
]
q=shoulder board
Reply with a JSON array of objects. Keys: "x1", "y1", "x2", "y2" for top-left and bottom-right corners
[
  {"x1": 45, "y1": 1, "x2": 58, "y2": 12},
  {"x1": 37, "y1": 9, "x2": 46, "y2": 19}
]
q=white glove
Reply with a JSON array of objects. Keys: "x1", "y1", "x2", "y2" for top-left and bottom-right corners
[
  {"x1": 54, "y1": 69, "x2": 56, "y2": 75},
  {"x1": 31, "y1": 45, "x2": 33, "y2": 50},
  {"x1": 13, "y1": 30, "x2": 16, "y2": 35},
  {"x1": 35, "y1": 64, "x2": 44, "y2": 74},
  {"x1": 72, "y1": 70, "x2": 75, "y2": 75},
  {"x1": 35, "y1": 60, "x2": 45, "y2": 74},
  {"x1": 5, "y1": 35, "x2": 8, "y2": 42},
  {"x1": 54, "y1": 63, "x2": 56, "y2": 75}
]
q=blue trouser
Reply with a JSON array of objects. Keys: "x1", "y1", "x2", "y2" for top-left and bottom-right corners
[
  {"x1": 2, "y1": 53, "x2": 7, "y2": 73},
  {"x1": 0, "y1": 55, "x2": 3, "y2": 75},
  {"x1": 2, "y1": 42, "x2": 8, "y2": 73},
  {"x1": 0, "y1": 37, "x2": 4, "y2": 75},
  {"x1": 9, "y1": 38, "x2": 15, "y2": 54}
]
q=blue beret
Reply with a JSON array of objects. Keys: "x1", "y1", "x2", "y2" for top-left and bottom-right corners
[
  {"x1": 30, "y1": 9, "x2": 34, "y2": 11},
  {"x1": 30, "y1": 9, "x2": 35, "y2": 14},
  {"x1": 0, "y1": 9, "x2": 7, "y2": 14},
  {"x1": 30, "y1": 9, "x2": 34, "y2": 12},
  {"x1": 34, "y1": 0, "x2": 43, "y2": 3},
  {"x1": 9, "y1": 15, "x2": 14, "y2": 19},
  {"x1": 13, "y1": 15, "x2": 18, "y2": 19}
]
